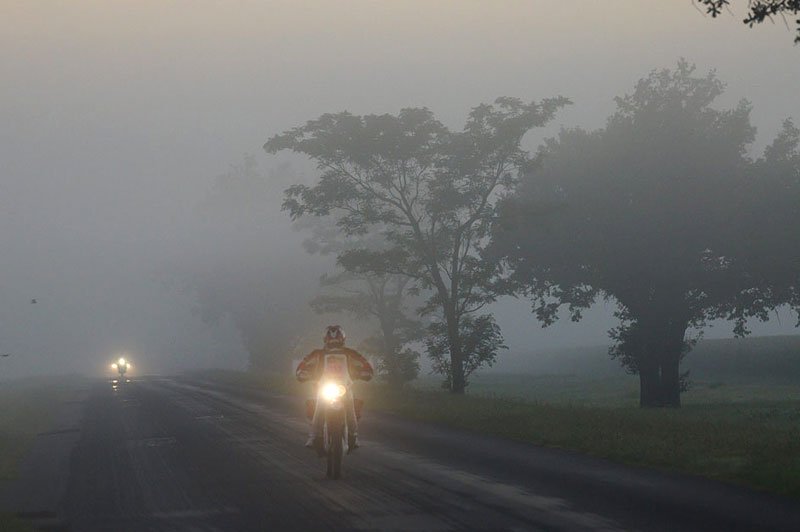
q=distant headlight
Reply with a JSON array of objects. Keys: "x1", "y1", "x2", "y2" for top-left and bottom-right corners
[{"x1": 320, "y1": 382, "x2": 347, "y2": 402}]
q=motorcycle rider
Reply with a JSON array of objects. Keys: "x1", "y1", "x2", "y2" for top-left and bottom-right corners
[{"x1": 296, "y1": 325, "x2": 373, "y2": 453}]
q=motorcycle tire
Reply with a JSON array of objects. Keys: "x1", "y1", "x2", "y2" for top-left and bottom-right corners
[
  {"x1": 330, "y1": 428, "x2": 343, "y2": 480},
  {"x1": 325, "y1": 411, "x2": 344, "y2": 480}
]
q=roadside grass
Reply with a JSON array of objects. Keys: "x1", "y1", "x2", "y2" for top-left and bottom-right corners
[
  {"x1": 0, "y1": 378, "x2": 74, "y2": 532},
  {"x1": 0, "y1": 513, "x2": 35, "y2": 532},
  {"x1": 411, "y1": 373, "x2": 642, "y2": 407},
  {"x1": 194, "y1": 369, "x2": 800, "y2": 498},
  {"x1": 357, "y1": 381, "x2": 800, "y2": 498},
  {"x1": 0, "y1": 378, "x2": 73, "y2": 480},
  {"x1": 414, "y1": 372, "x2": 800, "y2": 406}
]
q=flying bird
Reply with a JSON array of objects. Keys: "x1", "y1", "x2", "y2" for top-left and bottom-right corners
[
  {"x1": 1, "y1": 354, "x2": 10, "y2": 358},
  {"x1": 30, "y1": 298, "x2": 37, "y2": 304}
]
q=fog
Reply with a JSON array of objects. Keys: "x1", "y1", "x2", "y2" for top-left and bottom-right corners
[{"x1": 1, "y1": 1, "x2": 798, "y2": 379}]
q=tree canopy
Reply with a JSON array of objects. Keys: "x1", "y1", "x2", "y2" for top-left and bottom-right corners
[
  {"x1": 265, "y1": 97, "x2": 569, "y2": 392},
  {"x1": 492, "y1": 60, "x2": 799, "y2": 407}
]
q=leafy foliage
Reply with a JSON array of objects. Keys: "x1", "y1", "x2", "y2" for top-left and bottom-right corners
[
  {"x1": 312, "y1": 269, "x2": 424, "y2": 385},
  {"x1": 717, "y1": 118, "x2": 800, "y2": 333},
  {"x1": 425, "y1": 314, "x2": 506, "y2": 390},
  {"x1": 359, "y1": 335, "x2": 421, "y2": 386},
  {"x1": 696, "y1": 0, "x2": 800, "y2": 42},
  {"x1": 298, "y1": 218, "x2": 424, "y2": 385}
]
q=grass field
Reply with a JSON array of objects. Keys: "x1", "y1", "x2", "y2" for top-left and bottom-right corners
[
  {"x1": 411, "y1": 373, "x2": 800, "y2": 407},
  {"x1": 0, "y1": 378, "x2": 74, "y2": 532}
]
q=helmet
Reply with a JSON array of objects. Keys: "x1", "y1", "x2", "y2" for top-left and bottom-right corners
[{"x1": 324, "y1": 325, "x2": 346, "y2": 347}]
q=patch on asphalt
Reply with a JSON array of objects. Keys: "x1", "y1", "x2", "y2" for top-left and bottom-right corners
[
  {"x1": 126, "y1": 436, "x2": 177, "y2": 448},
  {"x1": 37, "y1": 428, "x2": 80, "y2": 436},
  {"x1": 194, "y1": 414, "x2": 225, "y2": 421}
]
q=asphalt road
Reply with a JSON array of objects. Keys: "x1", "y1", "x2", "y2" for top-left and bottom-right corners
[{"x1": 4, "y1": 376, "x2": 800, "y2": 531}]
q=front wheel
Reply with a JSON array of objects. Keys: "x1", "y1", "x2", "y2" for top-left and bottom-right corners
[
  {"x1": 325, "y1": 411, "x2": 344, "y2": 479},
  {"x1": 329, "y1": 427, "x2": 343, "y2": 479}
]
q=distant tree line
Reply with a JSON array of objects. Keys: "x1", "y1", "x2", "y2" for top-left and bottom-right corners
[{"x1": 264, "y1": 59, "x2": 799, "y2": 407}]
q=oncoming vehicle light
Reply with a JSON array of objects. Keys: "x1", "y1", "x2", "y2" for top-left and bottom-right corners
[{"x1": 320, "y1": 382, "x2": 346, "y2": 402}]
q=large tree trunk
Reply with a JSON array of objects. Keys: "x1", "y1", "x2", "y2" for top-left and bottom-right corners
[
  {"x1": 656, "y1": 318, "x2": 688, "y2": 407},
  {"x1": 379, "y1": 318, "x2": 401, "y2": 388},
  {"x1": 638, "y1": 357, "x2": 662, "y2": 407},
  {"x1": 637, "y1": 315, "x2": 688, "y2": 408},
  {"x1": 658, "y1": 348, "x2": 682, "y2": 407},
  {"x1": 449, "y1": 339, "x2": 466, "y2": 394},
  {"x1": 423, "y1": 248, "x2": 465, "y2": 393},
  {"x1": 445, "y1": 306, "x2": 466, "y2": 394}
]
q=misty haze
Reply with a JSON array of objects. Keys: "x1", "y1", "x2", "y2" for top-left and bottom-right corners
[{"x1": 1, "y1": 2, "x2": 799, "y2": 531}]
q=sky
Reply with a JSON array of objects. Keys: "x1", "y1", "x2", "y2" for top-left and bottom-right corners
[{"x1": 0, "y1": 1, "x2": 798, "y2": 378}]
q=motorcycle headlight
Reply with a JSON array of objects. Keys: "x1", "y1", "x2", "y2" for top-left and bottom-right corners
[{"x1": 320, "y1": 382, "x2": 347, "y2": 402}]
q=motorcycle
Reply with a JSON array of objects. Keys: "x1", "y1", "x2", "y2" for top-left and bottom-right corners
[
  {"x1": 306, "y1": 353, "x2": 363, "y2": 479},
  {"x1": 320, "y1": 379, "x2": 348, "y2": 479},
  {"x1": 111, "y1": 357, "x2": 131, "y2": 382}
]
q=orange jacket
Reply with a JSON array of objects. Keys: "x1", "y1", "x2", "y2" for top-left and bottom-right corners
[{"x1": 295, "y1": 346, "x2": 374, "y2": 383}]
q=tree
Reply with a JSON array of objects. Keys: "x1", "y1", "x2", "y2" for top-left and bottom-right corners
[
  {"x1": 696, "y1": 0, "x2": 800, "y2": 42},
  {"x1": 189, "y1": 156, "x2": 326, "y2": 370},
  {"x1": 313, "y1": 271, "x2": 422, "y2": 386},
  {"x1": 492, "y1": 60, "x2": 799, "y2": 407},
  {"x1": 719, "y1": 118, "x2": 800, "y2": 330},
  {"x1": 265, "y1": 98, "x2": 568, "y2": 393},
  {"x1": 301, "y1": 222, "x2": 424, "y2": 386}
]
